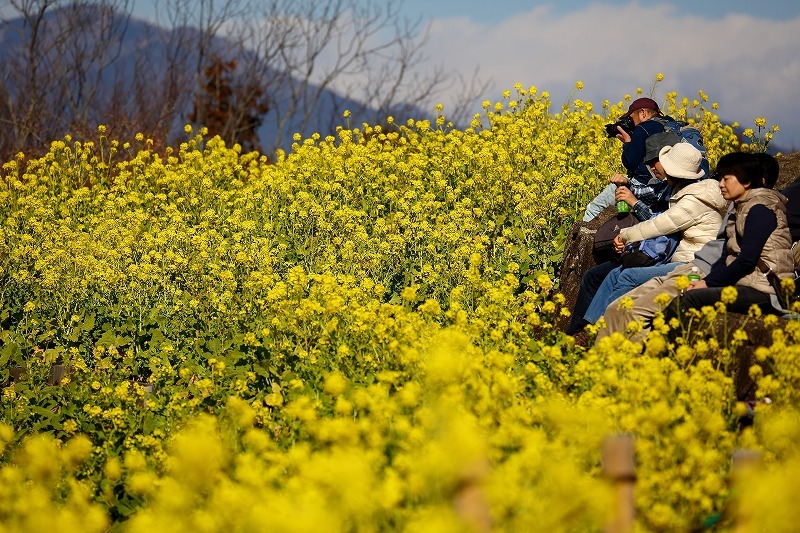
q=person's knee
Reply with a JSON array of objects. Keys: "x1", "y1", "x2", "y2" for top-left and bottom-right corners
[
  {"x1": 679, "y1": 291, "x2": 705, "y2": 310},
  {"x1": 617, "y1": 270, "x2": 641, "y2": 286},
  {"x1": 582, "y1": 202, "x2": 604, "y2": 222},
  {"x1": 582, "y1": 184, "x2": 615, "y2": 221},
  {"x1": 584, "y1": 274, "x2": 605, "y2": 292}
]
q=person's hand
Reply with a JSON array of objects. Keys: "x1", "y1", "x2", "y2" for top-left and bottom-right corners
[
  {"x1": 615, "y1": 185, "x2": 636, "y2": 206},
  {"x1": 617, "y1": 126, "x2": 632, "y2": 143},
  {"x1": 686, "y1": 280, "x2": 707, "y2": 292},
  {"x1": 613, "y1": 234, "x2": 626, "y2": 253},
  {"x1": 609, "y1": 173, "x2": 629, "y2": 186}
]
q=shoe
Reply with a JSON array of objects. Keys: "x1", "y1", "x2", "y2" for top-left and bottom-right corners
[
  {"x1": 738, "y1": 397, "x2": 772, "y2": 430},
  {"x1": 572, "y1": 329, "x2": 591, "y2": 348}
]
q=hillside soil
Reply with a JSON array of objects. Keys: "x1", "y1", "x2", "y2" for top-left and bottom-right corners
[{"x1": 776, "y1": 151, "x2": 800, "y2": 189}]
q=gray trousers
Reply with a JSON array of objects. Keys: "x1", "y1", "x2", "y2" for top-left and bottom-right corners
[{"x1": 597, "y1": 262, "x2": 696, "y2": 342}]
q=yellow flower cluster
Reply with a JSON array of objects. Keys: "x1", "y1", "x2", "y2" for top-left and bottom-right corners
[
  {"x1": 0, "y1": 427, "x2": 108, "y2": 532},
  {"x1": 0, "y1": 79, "x2": 794, "y2": 530}
]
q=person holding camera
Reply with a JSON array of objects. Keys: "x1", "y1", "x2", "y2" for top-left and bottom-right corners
[
  {"x1": 566, "y1": 131, "x2": 680, "y2": 337},
  {"x1": 582, "y1": 97, "x2": 674, "y2": 222}
]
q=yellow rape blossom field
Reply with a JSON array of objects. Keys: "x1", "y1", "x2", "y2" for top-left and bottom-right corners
[{"x1": 1, "y1": 81, "x2": 799, "y2": 532}]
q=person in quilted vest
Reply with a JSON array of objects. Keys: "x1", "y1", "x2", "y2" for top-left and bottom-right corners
[
  {"x1": 597, "y1": 153, "x2": 783, "y2": 342},
  {"x1": 665, "y1": 151, "x2": 794, "y2": 322}
]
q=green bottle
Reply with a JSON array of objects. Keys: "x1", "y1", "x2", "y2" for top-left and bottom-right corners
[
  {"x1": 617, "y1": 200, "x2": 630, "y2": 213},
  {"x1": 688, "y1": 266, "x2": 701, "y2": 282}
]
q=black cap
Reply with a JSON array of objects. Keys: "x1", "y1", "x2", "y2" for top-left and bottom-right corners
[{"x1": 644, "y1": 132, "x2": 680, "y2": 163}]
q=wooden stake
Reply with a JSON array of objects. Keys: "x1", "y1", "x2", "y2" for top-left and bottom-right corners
[
  {"x1": 602, "y1": 434, "x2": 636, "y2": 533},
  {"x1": 731, "y1": 448, "x2": 762, "y2": 533},
  {"x1": 453, "y1": 459, "x2": 492, "y2": 532},
  {"x1": 48, "y1": 365, "x2": 73, "y2": 386}
]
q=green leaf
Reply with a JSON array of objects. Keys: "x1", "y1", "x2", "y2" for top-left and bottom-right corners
[
  {"x1": 0, "y1": 342, "x2": 21, "y2": 367},
  {"x1": 143, "y1": 415, "x2": 157, "y2": 435},
  {"x1": 98, "y1": 330, "x2": 119, "y2": 346},
  {"x1": 98, "y1": 329, "x2": 132, "y2": 347},
  {"x1": 253, "y1": 363, "x2": 273, "y2": 379},
  {"x1": 37, "y1": 329, "x2": 57, "y2": 343},
  {"x1": 206, "y1": 338, "x2": 222, "y2": 354},
  {"x1": 116, "y1": 497, "x2": 142, "y2": 518},
  {"x1": 148, "y1": 328, "x2": 167, "y2": 346},
  {"x1": 30, "y1": 405, "x2": 58, "y2": 421},
  {"x1": 44, "y1": 347, "x2": 63, "y2": 364},
  {"x1": 82, "y1": 313, "x2": 96, "y2": 332},
  {"x1": 32, "y1": 420, "x2": 56, "y2": 433}
]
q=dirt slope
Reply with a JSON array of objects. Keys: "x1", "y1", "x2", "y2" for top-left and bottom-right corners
[{"x1": 776, "y1": 151, "x2": 800, "y2": 189}]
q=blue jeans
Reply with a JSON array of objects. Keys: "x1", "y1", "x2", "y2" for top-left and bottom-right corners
[
  {"x1": 584, "y1": 262, "x2": 683, "y2": 324},
  {"x1": 566, "y1": 260, "x2": 619, "y2": 334},
  {"x1": 582, "y1": 183, "x2": 617, "y2": 221}
]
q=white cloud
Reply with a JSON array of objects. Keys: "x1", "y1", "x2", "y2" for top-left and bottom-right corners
[{"x1": 421, "y1": 2, "x2": 800, "y2": 150}]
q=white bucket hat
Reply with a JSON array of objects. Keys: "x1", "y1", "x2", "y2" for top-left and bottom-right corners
[{"x1": 658, "y1": 143, "x2": 706, "y2": 180}]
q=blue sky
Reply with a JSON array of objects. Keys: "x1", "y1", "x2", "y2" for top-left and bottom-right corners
[
  {"x1": 118, "y1": 1, "x2": 800, "y2": 151},
  {"x1": 396, "y1": 0, "x2": 800, "y2": 24},
  {"x1": 384, "y1": 0, "x2": 800, "y2": 151}
]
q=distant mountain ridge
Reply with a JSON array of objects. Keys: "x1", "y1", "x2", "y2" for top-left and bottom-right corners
[
  {"x1": 3, "y1": 6, "x2": 785, "y2": 157},
  {"x1": 0, "y1": 5, "x2": 433, "y2": 154}
]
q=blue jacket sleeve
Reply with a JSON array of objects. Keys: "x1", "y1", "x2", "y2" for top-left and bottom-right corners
[{"x1": 622, "y1": 120, "x2": 664, "y2": 178}]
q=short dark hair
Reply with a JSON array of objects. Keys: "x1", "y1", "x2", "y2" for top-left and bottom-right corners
[
  {"x1": 714, "y1": 152, "x2": 767, "y2": 189},
  {"x1": 753, "y1": 152, "x2": 780, "y2": 189}
]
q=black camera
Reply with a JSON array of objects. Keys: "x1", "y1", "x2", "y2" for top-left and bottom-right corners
[{"x1": 604, "y1": 115, "x2": 635, "y2": 138}]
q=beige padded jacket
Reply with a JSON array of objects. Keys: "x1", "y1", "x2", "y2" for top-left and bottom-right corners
[
  {"x1": 619, "y1": 179, "x2": 728, "y2": 263},
  {"x1": 725, "y1": 188, "x2": 794, "y2": 294}
]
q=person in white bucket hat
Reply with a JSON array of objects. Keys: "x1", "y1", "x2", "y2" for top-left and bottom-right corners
[
  {"x1": 658, "y1": 142, "x2": 707, "y2": 181},
  {"x1": 615, "y1": 141, "x2": 723, "y2": 257},
  {"x1": 570, "y1": 136, "x2": 728, "y2": 333}
]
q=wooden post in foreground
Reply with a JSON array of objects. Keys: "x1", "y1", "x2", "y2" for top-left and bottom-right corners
[
  {"x1": 48, "y1": 365, "x2": 73, "y2": 386},
  {"x1": 453, "y1": 459, "x2": 492, "y2": 532},
  {"x1": 731, "y1": 448, "x2": 762, "y2": 533},
  {"x1": 602, "y1": 434, "x2": 636, "y2": 533}
]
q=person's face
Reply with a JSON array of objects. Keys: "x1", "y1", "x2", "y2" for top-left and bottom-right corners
[
  {"x1": 719, "y1": 173, "x2": 749, "y2": 201},
  {"x1": 630, "y1": 108, "x2": 649, "y2": 126},
  {"x1": 648, "y1": 160, "x2": 667, "y2": 180}
]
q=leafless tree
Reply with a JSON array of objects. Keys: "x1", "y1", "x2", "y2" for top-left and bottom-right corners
[
  {"x1": 0, "y1": 0, "x2": 488, "y2": 159},
  {"x1": 0, "y1": 0, "x2": 135, "y2": 157},
  {"x1": 228, "y1": 0, "x2": 488, "y2": 152},
  {"x1": 50, "y1": 2, "x2": 131, "y2": 131},
  {"x1": 1, "y1": 0, "x2": 66, "y2": 153},
  {"x1": 0, "y1": 0, "x2": 211, "y2": 157},
  {"x1": 153, "y1": 0, "x2": 253, "y2": 129},
  {"x1": 146, "y1": 0, "x2": 488, "y2": 152}
]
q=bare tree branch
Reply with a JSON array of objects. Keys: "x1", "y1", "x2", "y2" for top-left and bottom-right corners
[{"x1": 0, "y1": 0, "x2": 489, "y2": 159}]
